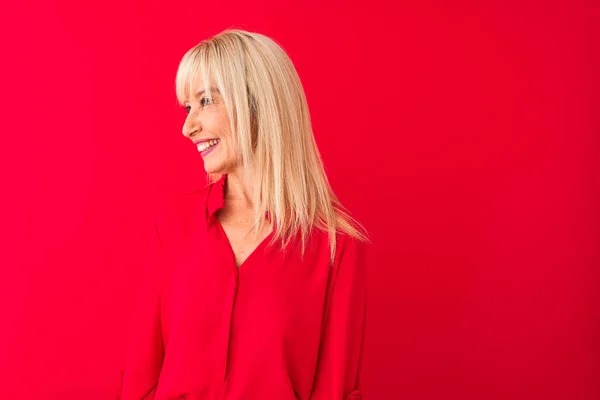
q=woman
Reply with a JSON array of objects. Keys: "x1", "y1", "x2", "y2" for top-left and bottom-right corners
[{"x1": 118, "y1": 29, "x2": 369, "y2": 400}]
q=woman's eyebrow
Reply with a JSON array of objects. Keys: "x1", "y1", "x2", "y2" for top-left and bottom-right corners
[{"x1": 195, "y1": 87, "x2": 220, "y2": 97}]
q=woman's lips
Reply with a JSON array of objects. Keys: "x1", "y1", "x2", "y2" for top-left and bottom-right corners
[
  {"x1": 196, "y1": 138, "x2": 221, "y2": 156},
  {"x1": 200, "y1": 142, "x2": 219, "y2": 157},
  {"x1": 193, "y1": 138, "x2": 219, "y2": 145}
]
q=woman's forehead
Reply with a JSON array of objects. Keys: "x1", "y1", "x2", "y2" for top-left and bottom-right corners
[
  {"x1": 189, "y1": 74, "x2": 205, "y2": 92},
  {"x1": 191, "y1": 73, "x2": 219, "y2": 92},
  {"x1": 185, "y1": 75, "x2": 217, "y2": 99}
]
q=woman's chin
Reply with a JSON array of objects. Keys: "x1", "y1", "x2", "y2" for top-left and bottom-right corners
[
  {"x1": 204, "y1": 158, "x2": 239, "y2": 175},
  {"x1": 203, "y1": 161, "x2": 225, "y2": 175}
]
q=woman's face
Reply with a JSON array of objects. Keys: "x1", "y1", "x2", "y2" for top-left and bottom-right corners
[{"x1": 182, "y1": 76, "x2": 238, "y2": 175}]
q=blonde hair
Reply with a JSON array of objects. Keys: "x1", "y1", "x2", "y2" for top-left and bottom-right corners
[{"x1": 175, "y1": 28, "x2": 368, "y2": 262}]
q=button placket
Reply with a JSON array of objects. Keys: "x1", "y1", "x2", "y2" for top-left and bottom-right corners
[{"x1": 217, "y1": 268, "x2": 239, "y2": 398}]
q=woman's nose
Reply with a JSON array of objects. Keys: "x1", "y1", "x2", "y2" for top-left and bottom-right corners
[{"x1": 182, "y1": 115, "x2": 199, "y2": 138}]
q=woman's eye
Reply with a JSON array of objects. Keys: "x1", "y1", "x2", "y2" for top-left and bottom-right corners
[
  {"x1": 184, "y1": 105, "x2": 191, "y2": 114},
  {"x1": 200, "y1": 97, "x2": 214, "y2": 107}
]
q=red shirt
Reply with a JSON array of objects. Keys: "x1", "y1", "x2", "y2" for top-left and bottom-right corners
[{"x1": 118, "y1": 175, "x2": 367, "y2": 400}]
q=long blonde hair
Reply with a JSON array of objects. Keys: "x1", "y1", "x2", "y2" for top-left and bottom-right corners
[{"x1": 175, "y1": 29, "x2": 368, "y2": 262}]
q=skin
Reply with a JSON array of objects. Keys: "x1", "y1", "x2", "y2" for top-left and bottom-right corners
[{"x1": 182, "y1": 76, "x2": 272, "y2": 267}]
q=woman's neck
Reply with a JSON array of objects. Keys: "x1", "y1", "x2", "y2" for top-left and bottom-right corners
[{"x1": 223, "y1": 170, "x2": 254, "y2": 211}]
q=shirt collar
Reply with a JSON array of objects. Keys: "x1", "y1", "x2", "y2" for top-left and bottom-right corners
[
  {"x1": 206, "y1": 174, "x2": 227, "y2": 218},
  {"x1": 206, "y1": 174, "x2": 273, "y2": 226}
]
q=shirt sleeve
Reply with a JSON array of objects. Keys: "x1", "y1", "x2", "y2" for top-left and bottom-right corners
[
  {"x1": 310, "y1": 236, "x2": 368, "y2": 400},
  {"x1": 117, "y1": 218, "x2": 166, "y2": 400}
]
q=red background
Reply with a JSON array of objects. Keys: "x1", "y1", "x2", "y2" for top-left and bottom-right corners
[{"x1": 1, "y1": 1, "x2": 598, "y2": 399}]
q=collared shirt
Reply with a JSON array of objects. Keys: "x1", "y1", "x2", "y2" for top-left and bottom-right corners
[{"x1": 118, "y1": 174, "x2": 367, "y2": 400}]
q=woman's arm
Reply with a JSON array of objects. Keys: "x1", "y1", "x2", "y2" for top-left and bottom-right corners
[
  {"x1": 310, "y1": 236, "x2": 368, "y2": 400},
  {"x1": 117, "y1": 218, "x2": 166, "y2": 400}
]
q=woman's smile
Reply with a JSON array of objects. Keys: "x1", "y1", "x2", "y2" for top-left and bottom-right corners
[{"x1": 196, "y1": 138, "x2": 221, "y2": 156}]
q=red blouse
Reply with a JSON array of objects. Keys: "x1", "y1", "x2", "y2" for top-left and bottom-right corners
[{"x1": 118, "y1": 175, "x2": 367, "y2": 400}]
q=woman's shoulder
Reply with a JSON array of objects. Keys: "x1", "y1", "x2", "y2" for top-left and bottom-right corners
[{"x1": 334, "y1": 231, "x2": 368, "y2": 260}]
